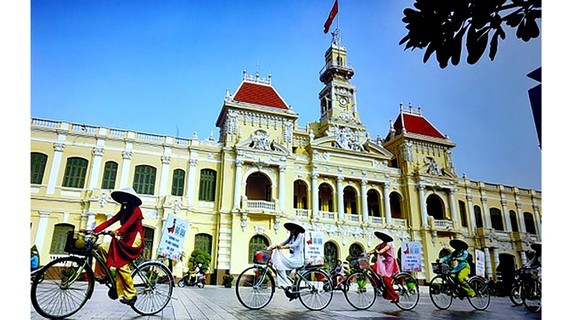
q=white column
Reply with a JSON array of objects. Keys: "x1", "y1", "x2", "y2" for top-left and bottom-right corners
[
  {"x1": 448, "y1": 188, "x2": 458, "y2": 227},
  {"x1": 383, "y1": 182, "x2": 392, "y2": 225},
  {"x1": 185, "y1": 159, "x2": 198, "y2": 206},
  {"x1": 516, "y1": 203, "x2": 527, "y2": 233},
  {"x1": 360, "y1": 179, "x2": 368, "y2": 223},
  {"x1": 158, "y1": 156, "x2": 171, "y2": 196},
  {"x1": 493, "y1": 248, "x2": 499, "y2": 280},
  {"x1": 233, "y1": 160, "x2": 244, "y2": 209},
  {"x1": 119, "y1": 150, "x2": 132, "y2": 188},
  {"x1": 337, "y1": 176, "x2": 344, "y2": 221},
  {"x1": 87, "y1": 147, "x2": 104, "y2": 189},
  {"x1": 501, "y1": 199, "x2": 512, "y2": 232},
  {"x1": 278, "y1": 165, "x2": 286, "y2": 213},
  {"x1": 418, "y1": 184, "x2": 428, "y2": 227},
  {"x1": 46, "y1": 143, "x2": 65, "y2": 194},
  {"x1": 484, "y1": 247, "x2": 492, "y2": 279},
  {"x1": 466, "y1": 195, "x2": 477, "y2": 234},
  {"x1": 34, "y1": 211, "x2": 51, "y2": 254},
  {"x1": 311, "y1": 173, "x2": 319, "y2": 219},
  {"x1": 532, "y1": 204, "x2": 542, "y2": 237},
  {"x1": 481, "y1": 196, "x2": 492, "y2": 229}
]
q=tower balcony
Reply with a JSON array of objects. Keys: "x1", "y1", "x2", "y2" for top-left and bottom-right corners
[{"x1": 319, "y1": 61, "x2": 354, "y2": 82}]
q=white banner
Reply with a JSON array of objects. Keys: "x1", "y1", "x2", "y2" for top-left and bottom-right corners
[
  {"x1": 401, "y1": 241, "x2": 423, "y2": 272},
  {"x1": 156, "y1": 214, "x2": 189, "y2": 261},
  {"x1": 475, "y1": 249, "x2": 485, "y2": 277},
  {"x1": 304, "y1": 231, "x2": 324, "y2": 266}
]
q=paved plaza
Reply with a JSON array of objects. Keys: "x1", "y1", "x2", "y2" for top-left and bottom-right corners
[{"x1": 29, "y1": 284, "x2": 543, "y2": 320}]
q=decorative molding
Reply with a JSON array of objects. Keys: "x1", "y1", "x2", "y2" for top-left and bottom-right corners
[
  {"x1": 53, "y1": 143, "x2": 65, "y2": 152},
  {"x1": 122, "y1": 151, "x2": 132, "y2": 160},
  {"x1": 92, "y1": 147, "x2": 104, "y2": 157}
]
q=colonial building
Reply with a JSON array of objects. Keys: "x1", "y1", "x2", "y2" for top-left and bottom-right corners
[{"x1": 30, "y1": 37, "x2": 541, "y2": 285}]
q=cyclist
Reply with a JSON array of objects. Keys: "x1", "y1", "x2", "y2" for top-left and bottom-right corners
[
  {"x1": 268, "y1": 221, "x2": 305, "y2": 300},
  {"x1": 329, "y1": 259, "x2": 346, "y2": 289},
  {"x1": 92, "y1": 187, "x2": 145, "y2": 306},
  {"x1": 523, "y1": 242, "x2": 541, "y2": 280},
  {"x1": 367, "y1": 231, "x2": 400, "y2": 303},
  {"x1": 438, "y1": 238, "x2": 475, "y2": 298},
  {"x1": 189, "y1": 263, "x2": 204, "y2": 285}
]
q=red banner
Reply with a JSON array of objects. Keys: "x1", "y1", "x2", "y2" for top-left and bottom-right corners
[{"x1": 323, "y1": 0, "x2": 338, "y2": 34}]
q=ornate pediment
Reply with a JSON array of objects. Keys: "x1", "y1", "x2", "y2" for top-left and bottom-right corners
[{"x1": 236, "y1": 129, "x2": 289, "y2": 155}]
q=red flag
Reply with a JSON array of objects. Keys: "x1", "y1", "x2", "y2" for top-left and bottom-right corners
[{"x1": 323, "y1": 0, "x2": 338, "y2": 34}]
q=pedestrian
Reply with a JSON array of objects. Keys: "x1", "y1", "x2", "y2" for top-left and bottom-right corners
[
  {"x1": 438, "y1": 238, "x2": 475, "y2": 298},
  {"x1": 367, "y1": 231, "x2": 400, "y2": 303},
  {"x1": 31, "y1": 244, "x2": 40, "y2": 270},
  {"x1": 92, "y1": 187, "x2": 145, "y2": 306},
  {"x1": 268, "y1": 221, "x2": 305, "y2": 300}
]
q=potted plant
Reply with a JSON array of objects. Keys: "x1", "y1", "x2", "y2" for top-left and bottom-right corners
[{"x1": 222, "y1": 273, "x2": 234, "y2": 288}]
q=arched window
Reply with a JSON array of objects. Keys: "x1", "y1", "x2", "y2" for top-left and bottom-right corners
[
  {"x1": 171, "y1": 169, "x2": 186, "y2": 196},
  {"x1": 510, "y1": 210, "x2": 519, "y2": 232},
  {"x1": 318, "y1": 183, "x2": 334, "y2": 212},
  {"x1": 474, "y1": 205, "x2": 483, "y2": 228},
  {"x1": 390, "y1": 192, "x2": 403, "y2": 219},
  {"x1": 348, "y1": 243, "x2": 364, "y2": 261},
  {"x1": 367, "y1": 189, "x2": 380, "y2": 217},
  {"x1": 458, "y1": 200, "x2": 468, "y2": 227},
  {"x1": 133, "y1": 165, "x2": 157, "y2": 195},
  {"x1": 101, "y1": 161, "x2": 118, "y2": 190},
  {"x1": 248, "y1": 235, "x2": 270, "y2": 263},
  {"x1": 427, "y1": 194, "x2": 445, "y2": 220},
  {"x1": 195, "y1": 233, "x2": 213, "y2": 256},
  {"x1": 62, "y1": 157, "x2": 89, "y2": 188},
  {"x1": 293, "y1": 180, "x2": 308, "y2": 209},
  {"x1": 324, "y1": 241, "x2": 339, "y2": 272},
  {"x1": 524, "y1": 212, "x2": 537, "y2": 234},
  {"x1": 31, "y1": 152, "x2": 48, "y2": 184},
  {"x1": 199, "y1": 169, "x2": 217, "y2": 201},
  {"x1": 490, "y1": 208, "x2": 504, "y2": 230},
  {"x1": 50, "y1": 223, "x2": 75, "y2": 254},
  {"x1": 343, "y1": 186, "x2": 358, "y2": 214},
  {"x1": 245, "y1": 172, "x2": 270, "y2": 201}
]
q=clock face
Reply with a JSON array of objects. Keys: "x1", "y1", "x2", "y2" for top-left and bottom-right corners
[{"x1": 339, "y1": 96, "x2": 348, "y2": 106}]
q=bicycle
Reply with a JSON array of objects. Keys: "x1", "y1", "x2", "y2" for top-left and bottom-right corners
[
  {"x1": 30, "y1": 230, "x2": 174, "y2": 319},
  {"x1": 520, "y1": 268, "x2": 541, "y2": 313},
  {"x1": 343, "y1": 254, "x2": 420, "y2": 311},
  {"x1": 428, "y1": 261, "x2": 490, "y2": 311},
  {"x1": 235, "y1": 248, "x2": 333, "y2": 311},
  {"x1": 509, "y1": 267, "x2": 527, "y2": 306}
]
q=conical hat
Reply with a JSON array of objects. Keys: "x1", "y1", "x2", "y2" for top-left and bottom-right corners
[
  {"x1": 374, "y1": 231, "x2": 393, "y2": 242},
  {"x1": 284, "y1": 222, "x2": 305, "y2": 233},
  {"x1": 450, "y1": 239, "x2": 469, "y2": 250},
  {"x1": 111, "y1": 187, "x2": 142, "y2": 207}
]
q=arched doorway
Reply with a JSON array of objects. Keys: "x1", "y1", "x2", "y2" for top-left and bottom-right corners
[
  {"x1": 248, "y1": 235, "x2": 270, "y2": 263},
  {"x1": 246, "y1": 172, "x2": 272, "y2": 201},
  {"x1": 348, "y1": 243, "x2": 364, "y2": 261},
  {"x1": 293, "y1": 180, "x2": 308, "y2": 209},
  {"x1": 427, "y1": 194, "x2": 445, "y2": 220},
  {"x1": 318, "y1": 183, "x2": 334, "y2": 212},
  {"x1": 324, "y1": 241, "x2": 339, "y2": 272},
  {"x1": 497, "y1": 253, "x2": 516, "y2": 295},
  {"x1": 367, "y1": 189, "x2": 380, "y2": 218},
  {"x1": 343, "y1": 186, "x2": 358, "y2": 214}
]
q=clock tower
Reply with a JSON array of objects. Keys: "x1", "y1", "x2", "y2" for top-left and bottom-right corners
[{"x1": 315, "y1": 32, "x2": 366, "y2": 145}]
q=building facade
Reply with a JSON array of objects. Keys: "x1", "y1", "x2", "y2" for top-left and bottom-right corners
[{"x1": 30, "y1": 39, "x2": 541, "y2": 285}]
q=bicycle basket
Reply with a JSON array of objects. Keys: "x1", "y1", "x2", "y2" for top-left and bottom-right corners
[
  {"x1": 254, "y1": 250, "x2": 271, "y2": 264},
  {"x1": 64, "y1": 231, "x2": 87, "y2": 255},
  {"x1": 357, "y1": 256, "x2": 369, "y2": 270},
  {"x1": 432, "y1": 262, "x2": 450, "y2": 274}
]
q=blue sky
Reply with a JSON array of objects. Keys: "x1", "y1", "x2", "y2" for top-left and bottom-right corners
[{"x1": 30, "y1": 0, "x2": 542, "y2": 190}]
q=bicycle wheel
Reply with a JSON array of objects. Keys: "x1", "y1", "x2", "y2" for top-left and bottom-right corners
[
  {"x1": 296, "y1": 269, "x2": 333, "y2": 311},
  {"x1": 509, "y1": 283, "x2": 523, "y2": 306},
  {"x1": 343, "y1": 271, "x2": 376, "y2": 310},
  {"x1": 393, "y1": 272, "x2": 420, "y2": 311},
  {"x1": 31, "y1": 256, "x2": 94, "y2": 319},
  {"x1": 235, "y1": 266, "x2": 275, "y2": 310},
  {"x1": 429, "y1": 275, "x2": 453, "y2": 310},
  {"x1": 130, "y1": 261, "x2": 174, "y2": 315},
  {"x1": 522, "y1": 278, "x2": 541, "y2": 313},
  {"x1": 467, "y1": 277, "x2": 490, "y2": 311}
]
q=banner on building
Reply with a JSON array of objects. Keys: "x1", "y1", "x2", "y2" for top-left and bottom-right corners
[
  {"x1": 401, "y1": 241, "x2": 423, "y2": 272},
  {"x1": 475, "y1": 249, "x2": 485, "y2": 277},
  {"x1": 304, "y1": 231, "x2": 324, "y2": 266},
  {"x1": 156, "y1": 214, "x2": 189, "y2": 261}
]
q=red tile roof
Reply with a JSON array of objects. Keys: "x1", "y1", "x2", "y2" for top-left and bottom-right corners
[
  {"x1": 233, "y1": 81, "x2": 289, "y2": 110},
  {"x1": 392, "y1": 112, "x2": 446, "y2": 139}
]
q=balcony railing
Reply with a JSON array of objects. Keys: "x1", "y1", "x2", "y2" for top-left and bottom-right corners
[
  {"x1": 247, "y1": 200, "x2": 275, "y2": 212},
  {"x1": 369, "y1": 216, "x2": 384, "y2": 225},
  {"x1": 319, "y1": 211, "x2": 336, "y2": 221},
  {"x1": 345, "y1": 214, "x2": 360, "y2": 223},
  {"x1": 433, "y1": 219, "x2": 454, "y2": 229},
  {"x1": 295, "y1": 209, "x2": 310, "y2": 219},
  {"x1": 391, "y1": 218, "x2": 407, "y2": 228}
]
